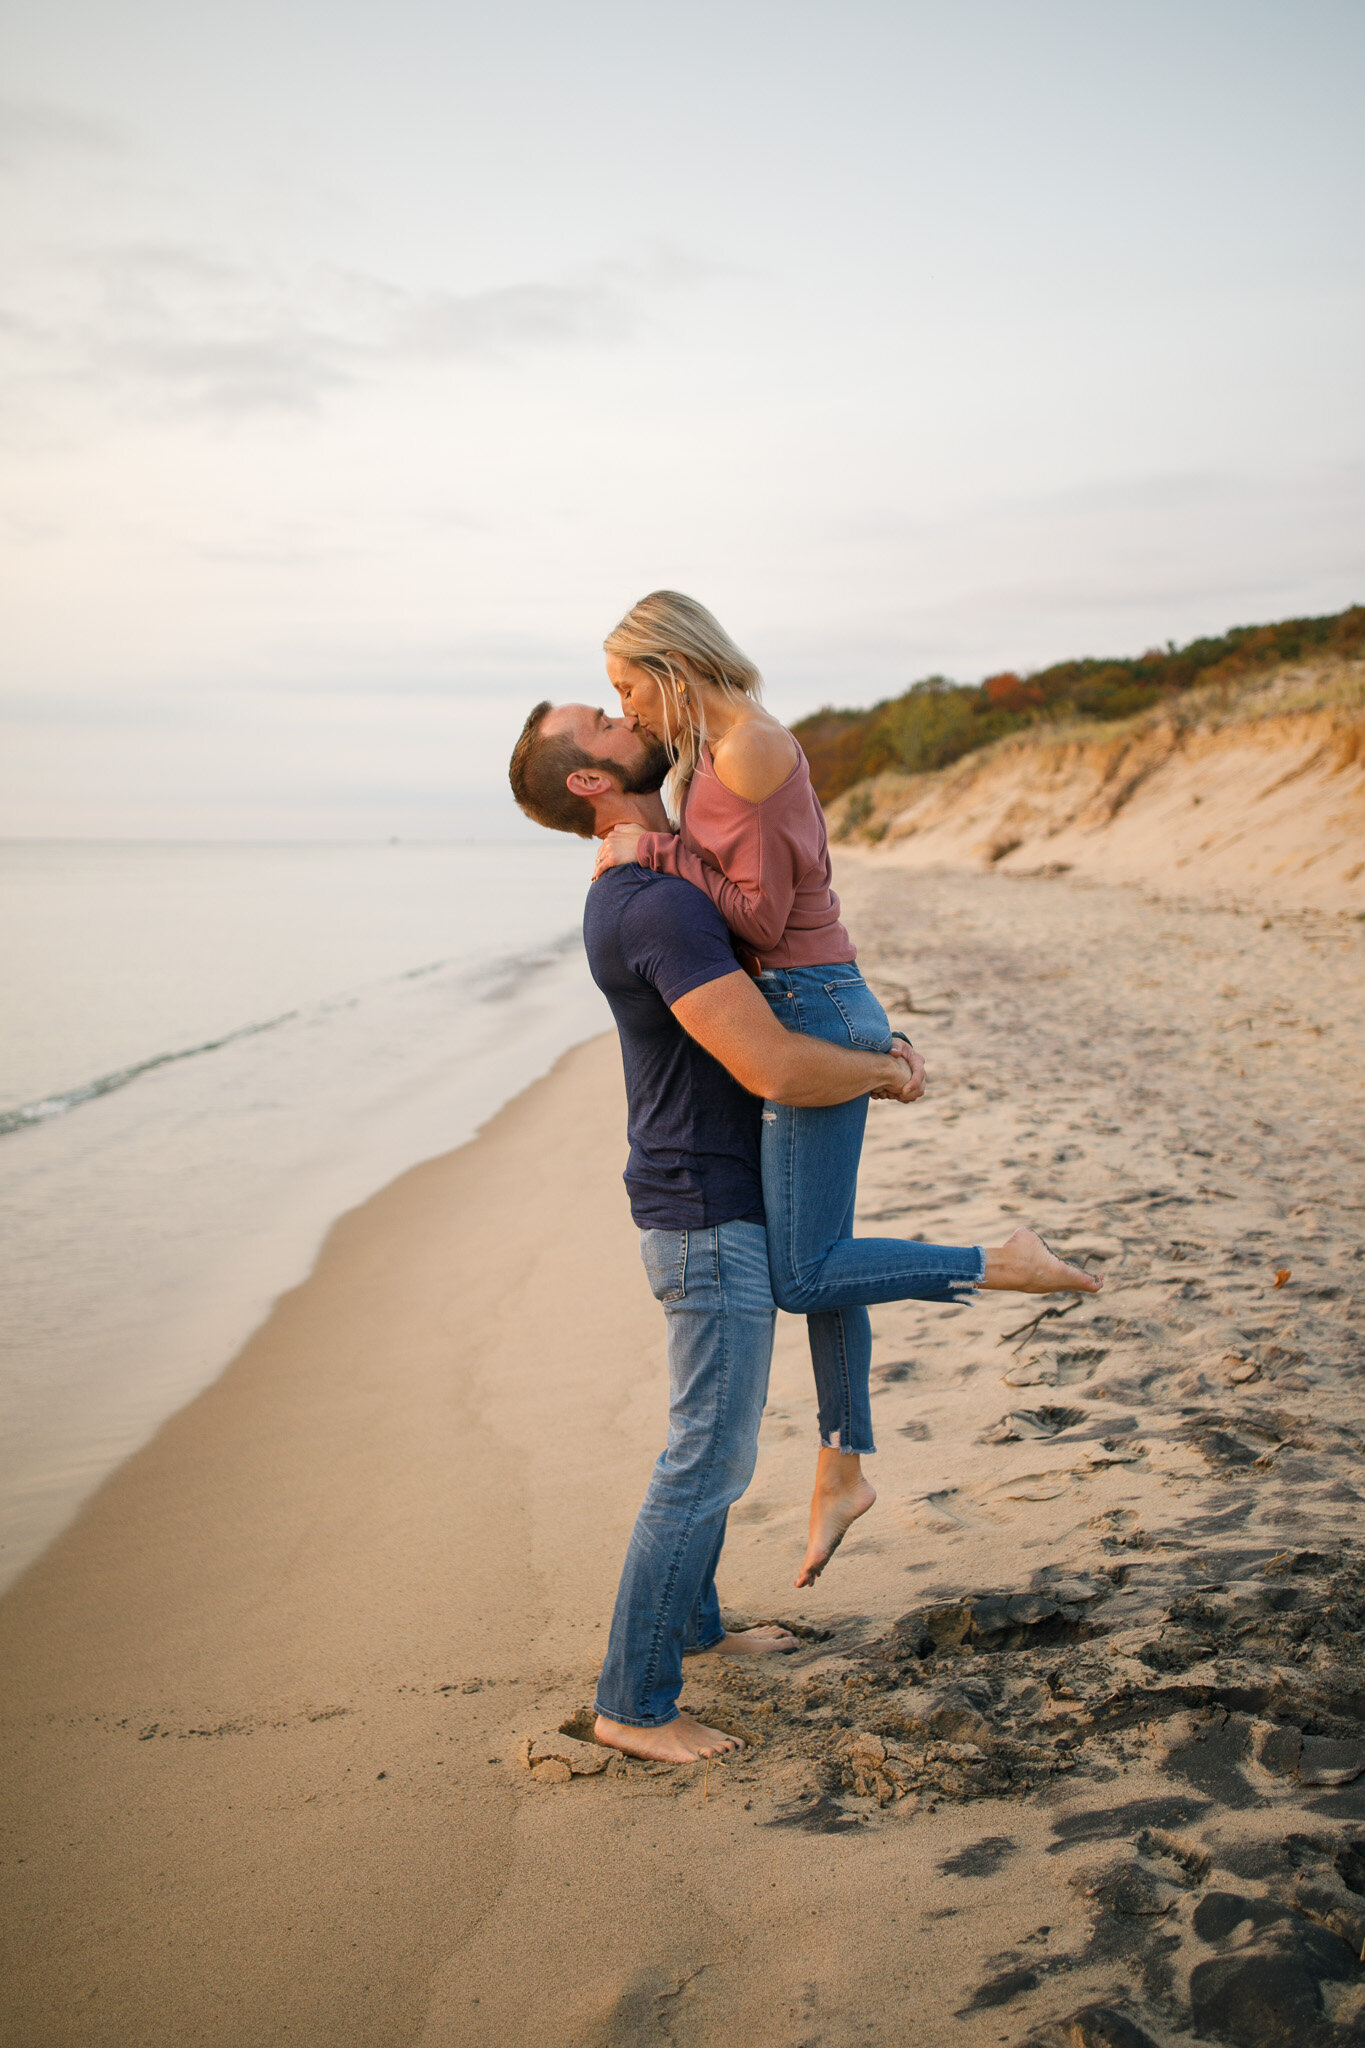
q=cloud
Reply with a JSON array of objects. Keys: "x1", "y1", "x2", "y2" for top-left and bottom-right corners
[
  {"x1": 395, "y1": 244, "x2": 719, "y2": 364},
  {"x1": 0, "y1": 232, "x2": 708, "y2": 420},
  {"x1": 0, "y1": 97, "x2": 127, "y2": 173},
  {"x1": 399, "y1": 277, "x2": 618, "y2": 361}
]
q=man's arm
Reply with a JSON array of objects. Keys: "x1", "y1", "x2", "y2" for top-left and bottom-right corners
[{"x1": 671, "y1": 970, "x2": 923, "y2": 1107}]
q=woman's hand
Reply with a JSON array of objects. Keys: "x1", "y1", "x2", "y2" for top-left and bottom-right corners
[{"x1": 591, "y1": 822, "x2": 647, "y2": 881}]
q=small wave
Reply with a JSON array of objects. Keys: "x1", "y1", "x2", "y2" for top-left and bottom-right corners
[
  {"x1": 473, "y1": 929, "x2": 584, "y2": 1003},
  {"x1": 0, "y1": 927, "x2": 586, "y2": 1141},
  {"x1": 0, "y1": 1010, "x2": 303, "y2": 1139}
]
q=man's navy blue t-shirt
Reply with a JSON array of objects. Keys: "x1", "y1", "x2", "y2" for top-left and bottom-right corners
[{"x1": 583, "y1": 865, "x2": 764, "y2": 1231}]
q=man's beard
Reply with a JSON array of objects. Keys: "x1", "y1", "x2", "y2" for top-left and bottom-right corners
[{"x1": 613, "y1": 733, "x2": 672, "y2": 795}]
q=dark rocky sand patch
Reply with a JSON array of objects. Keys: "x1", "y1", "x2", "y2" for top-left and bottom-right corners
[{"x1": 536, "y1": 1547, "x2": 1365, "y2": 2042}]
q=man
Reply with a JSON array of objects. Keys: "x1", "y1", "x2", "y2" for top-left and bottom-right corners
[{"x1": 508, "y1": 701, "x2": 924, "y2": 1764}]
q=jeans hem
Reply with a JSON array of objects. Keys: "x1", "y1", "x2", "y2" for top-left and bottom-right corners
[
  {"x1": 593, "y1": 1702, "x2": 682, "y2": 1729},
  {"x1": 820, "y1": 1434, "x2": 876, "y2": 1455},
  {"x1": 682, "y1": 1631, "x2": 728, "y2": 1655}
]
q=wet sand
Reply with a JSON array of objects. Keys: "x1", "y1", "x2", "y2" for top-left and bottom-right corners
[{"x1": 2, "y1": 863, "x2": 1362, "y2": 2047}]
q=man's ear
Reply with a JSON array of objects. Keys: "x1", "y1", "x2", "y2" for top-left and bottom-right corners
[{"x1": 566, "y1": 767, "x2": 616, "y2": 797}]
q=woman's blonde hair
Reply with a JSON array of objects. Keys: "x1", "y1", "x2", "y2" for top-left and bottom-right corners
[{"x1": 604, "y1": 590, "x2": 763, "y2": 799}]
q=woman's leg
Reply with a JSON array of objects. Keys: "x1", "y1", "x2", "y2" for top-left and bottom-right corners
[
  {"x1": 760, "y1": 969, "x2": 984, "y2": 1318},
  {"x1": 756, "y1": 964, "x2": 1099, "y2": 1583},
  {"x1": 800, "y1": 1132, "x2": 875, "y2": 1452},
  {"x1": 762, "y1": 1086, "x2": 892, "y2": 1584},
  {"x1": 762, "y1": 970, "x2": 1096, "y2": 1315},
  {"x1": 801, "y1": 1181, "x2": 880, "y2": 1585},
  {"x1": 761, "y1": 1073, "x2": 880, "y2": 1444},
  {"x1": 757, "y1": 972, "x2": 891, "y2": 1585}
]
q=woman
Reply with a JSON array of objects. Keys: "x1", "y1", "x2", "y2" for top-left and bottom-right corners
[{"x1": 594, "y1": 591, "x2": 1100, "y2": 1587}]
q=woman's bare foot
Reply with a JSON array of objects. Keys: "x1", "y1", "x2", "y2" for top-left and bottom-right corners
[
  {"x1": 593, "y1": 1711, "x2": 743, "y2": 1764},
  {"x1": 708, "y1": 1625, "x2": 800, "y2": 1658},
  {"x1": 981, "y1": 1227, "x2": 1103, "y2": 1295},
  {"x1": 796, "y1": 1448, "x2": 877, "y2": 1588}
]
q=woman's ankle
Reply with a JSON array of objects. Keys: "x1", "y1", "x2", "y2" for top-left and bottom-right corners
[{"x1": 981, "y1": 1243, "x2": 1011, "y2": 1288}]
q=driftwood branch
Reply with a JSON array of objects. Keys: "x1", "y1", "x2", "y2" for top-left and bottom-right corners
[
  {"x1": 867, "y1": 978, "x2": 959, "y2": 1017},
  {"x1": 997, "y1": 1294, "x2": 1085, "y2": 1349}
]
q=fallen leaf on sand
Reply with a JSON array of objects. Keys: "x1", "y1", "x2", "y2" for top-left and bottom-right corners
[{"x1": 1274, "y1": 1267, "x2": 1291, "y2": 1287}]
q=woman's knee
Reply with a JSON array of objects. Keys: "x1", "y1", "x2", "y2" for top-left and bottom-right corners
[{"x1": 769, "y1": 1265, "x2": 818, "y2": 1315}]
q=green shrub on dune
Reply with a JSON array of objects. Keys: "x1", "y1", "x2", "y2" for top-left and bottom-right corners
[{"x1": 795, "y1": 604, "x2": 1365, "y2": 804}]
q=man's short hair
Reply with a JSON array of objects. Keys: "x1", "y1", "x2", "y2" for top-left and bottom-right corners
[{"x1": 508, "y1": 701, "x2": 609, "y2": 838}]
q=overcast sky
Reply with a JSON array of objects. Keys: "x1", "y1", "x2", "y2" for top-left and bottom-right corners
[{"x1": 2, "y1": 0, "x2": 1362, "y2": 838}]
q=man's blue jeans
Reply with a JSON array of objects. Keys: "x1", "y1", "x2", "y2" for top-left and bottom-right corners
[
  {"x1": 757, "y1": 964, "x2": 986, "y2": 1458},
  {"x1": 594, "y1": 1220, "x2": 775, "y2": 1729}
]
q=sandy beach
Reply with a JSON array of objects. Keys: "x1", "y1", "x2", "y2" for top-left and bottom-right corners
[{"x1": 3, "y1": 857, "x2": 1363, "y2": 2048}]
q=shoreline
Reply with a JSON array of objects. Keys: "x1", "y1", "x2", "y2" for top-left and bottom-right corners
[
  {"x1": 0, "y1": 1032, "x2": 649, "y2": 2046},
  {"x1": 0, "y1": 932, "x2": 606, "y2": 1593},
  {"x1": 3, "y1": 862, "x2": 1362, "y2": 2047}
]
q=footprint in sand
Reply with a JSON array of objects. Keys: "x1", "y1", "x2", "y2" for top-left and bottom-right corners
[
  {"x1": 977, "y1": 1471, "x2": 1076, "y2": 1504},
  {"x1": 1002, "y1": 1346, "x2": 1108, "y2": 1388},
  {"x1": 981, "y1": 1405, "x2": 1089, "y2": 1443},
  {"x1": 902, "y1": 1487, "x2": 1001, "y2": 1531}
]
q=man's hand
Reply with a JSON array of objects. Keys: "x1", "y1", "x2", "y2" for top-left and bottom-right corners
[
  {"x1": 592, "y1": 822, "x2": 647, "y2": 881},
  {"x1": 671, "y1": 970, "x2": 928, "y2": 1108},
  {"x1": 871, "y1": 1041, "x2": 926, "y2": 1102}
]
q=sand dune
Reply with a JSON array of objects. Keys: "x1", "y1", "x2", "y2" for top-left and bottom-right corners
[
  {"x1": 2, "y1": 859, "x2": 1363, "y2": 2047},
  {"x1": 826, "y1": 658, "x2": 1365, "y2": 916}
]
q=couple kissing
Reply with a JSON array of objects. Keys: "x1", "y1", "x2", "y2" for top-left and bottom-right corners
[{"x1": 508, "y1": 589, "x2": 1099, "y2": 1765}]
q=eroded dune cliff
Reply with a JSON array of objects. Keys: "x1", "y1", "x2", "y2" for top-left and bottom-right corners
[{"x1": 825, "y1": 659, "x2": 1365, "y2": 915}]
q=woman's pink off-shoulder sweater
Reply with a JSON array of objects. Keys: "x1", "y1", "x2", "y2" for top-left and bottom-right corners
[{"x1": 633, "y1": 741, "x2": 856, "y2": 971}]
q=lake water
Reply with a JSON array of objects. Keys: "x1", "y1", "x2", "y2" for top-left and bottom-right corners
[{"x1": 0, "y1": 841, "x2": 609, "y2": 1589}]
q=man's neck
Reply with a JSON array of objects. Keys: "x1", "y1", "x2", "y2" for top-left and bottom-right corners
[{"x1": 593, "y1": 791, "x2": 669, "y2": 837}]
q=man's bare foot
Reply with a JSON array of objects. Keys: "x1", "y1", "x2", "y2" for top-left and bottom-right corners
[
  {"x1": 593, "y1": 1711, "x2": 744, "y2": 1764},
  {"x1": 704, "y1": 1625, "x2": 800, "y2": 1658},
  {"x1": 796, "y1": 1448, "x2": 877, "y2": 1588},
  {"x1": 981, "y1": 1227, "x2": 1103, "y2": 1295}
]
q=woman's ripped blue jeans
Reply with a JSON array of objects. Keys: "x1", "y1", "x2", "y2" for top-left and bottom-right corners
[{"x1": 756, "y1": 963, "x2": 985, "y2": 1456}]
